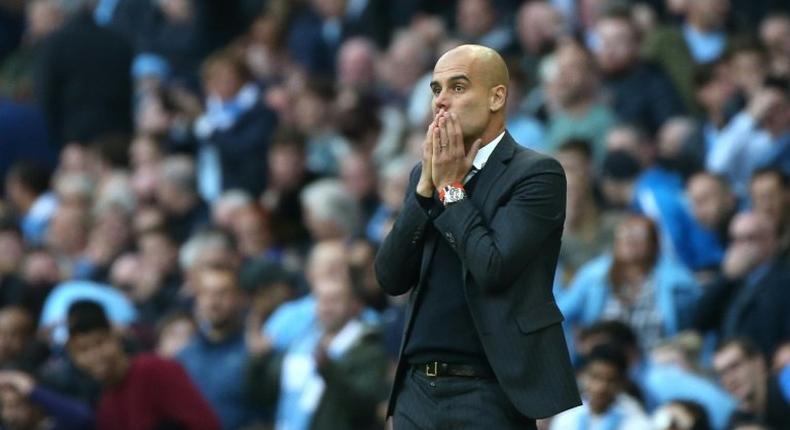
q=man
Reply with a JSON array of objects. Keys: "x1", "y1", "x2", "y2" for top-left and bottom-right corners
[
  {"x1": 694, "y1": 212, "x2": 790, "y2": 358},
  {"x1": 713, "y1": 338, "x2": 790, "y2": 429},
  {"x1": 594, "y1": 10, "x2": 684, "y2": 134},
  {"x1": 247, "y1": 277, "x2": 389, "y2": 430},
  {"x1": 375, "y1": 44, "x2": 580, "y2": 429},
  {"x1": 749, "y1": 167, "x2": 790, "y2": 265},
  {"x1": 550, "y1": 344, "x2": 652, "y2": 430},
  {"x1": 685, "y1": 171, "x2": 736, "y2": 273},
  {"x1": 178, "y1": 264, "x2": 262, "y2": 429},
  {"x1": 65, "y1": 300, "x2": 220, "y2": 430}
]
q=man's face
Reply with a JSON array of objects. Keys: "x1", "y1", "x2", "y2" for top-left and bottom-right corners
[
  {"x1": 553, "y1": 45, "x2": 594, "y2": 106},
  {"x1": 582, "y1": 361, "x2": 622, "y2": 414},
  {"x1": 687, "y1": 175, "x2": 731, "y2": 230},
  {"x1": 750, "y1": 174, "x2": 787, "y2": 226},
  {"x1": 67, "y1": 329, "x2": 124, "y2": 385},
  {"x1": 195, "y1": 270, "x2": 240, "y2": 330},
  {"x1": 431, "y1": 51, "x2": 493, "y2": 145},
  {"x1": 0, "y1": 311, "x2": 31, "y2": 364},
  {"x1": 728, "y1": 215, "x2": 775, "y2": 269},
  {"x1": 713, "y1": 345, "x2": 762, "y2": 404},
  {"x1": 0, "y1": 388, "x2": 42, "y2": 430},
  {"x1": 595, "y1": 19, "x2": 638, "y2": 74},
  {"x1": 315, "y1": 280, "x2": 358, "y2": 333}
]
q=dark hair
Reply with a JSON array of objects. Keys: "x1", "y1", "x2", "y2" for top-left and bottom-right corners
[
  {"x1": 579, "y1": 320, "x2": 640, "y2": 351},
  {"x1": 669, "y1": 400, "x2": 712, "y2": 430},
  {"x1": 609, "y1": 215, "x2": 660, "y2": 286},
  {"x1": 751, "y1": 165, "x2": 789, "y2": 187},
  {"x1": 270, "y1": 127, "x2": 307, "y2": 154},
  {"x1": 557, "y1": 138, "x2": 594, "y2": 161},
  {"x1": 715, "y1": 337, "x2": 763, "y2": 360},
  {"x1": 7, "y1": 161, "x2": 52, "y2": 196},
  {"x1": 582, "y1": 343, "x2": 629, "y2": 376},
  {"x1": 67, "y1": 300, "x2": 111, "y2": 337}
]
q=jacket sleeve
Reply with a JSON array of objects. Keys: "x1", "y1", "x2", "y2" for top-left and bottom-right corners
[
  {"x1": 432, "y1": 157, "x2": 566, "y2": 292},
  {"x1": 245, "y1": 351, "x2": 284, "y2": 408},
  {"x1": 374, "y1": 164, "x2": 431, "y2": 296}
]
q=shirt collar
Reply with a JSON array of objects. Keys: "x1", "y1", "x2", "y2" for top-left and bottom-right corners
[{"x1": 472, "y1": 131, "x2": 506, "y2": 171}]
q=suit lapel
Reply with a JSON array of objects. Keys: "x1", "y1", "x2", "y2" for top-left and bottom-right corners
[{"x1": 470, "y1": 131, "x2": 517, "y2": 214}]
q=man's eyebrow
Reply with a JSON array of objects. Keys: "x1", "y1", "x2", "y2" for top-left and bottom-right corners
[{"x1": 430, "y1": 74, "x2": 471, "y2": 87}]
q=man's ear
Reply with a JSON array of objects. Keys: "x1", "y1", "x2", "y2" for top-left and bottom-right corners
[{"x1": 489, "y1": 85, "x2": 507, "y2": 112}]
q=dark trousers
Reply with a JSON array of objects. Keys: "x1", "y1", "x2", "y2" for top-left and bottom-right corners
[{"x1": 392, "y1": 366, "x2": 537, "y2": 430}]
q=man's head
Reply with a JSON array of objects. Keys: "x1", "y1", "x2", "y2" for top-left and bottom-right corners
[
  {"x1": 0, "y1": 223, "x2": 24, "y2": 276},
  {"x1": 713, "y1": 338, "x2": 766, "y2": 410},
  {"x1": 600, "y1": 150, "x2": 642, "y2": 208},
  {"x1": 337, "y1": 37, "x2": 378, "y2": 90},
  {"x1": 65, "y1": 301, "x2": 127, "y2": 386},
  {"x1": 456, "y1": 0, "x2": 497, "y2": 39},
  {"x1": 605, "y1": 123, "x2": 652, "y2": 167},
  {"x1": 430, "y1": 44, "x2": 509, "y2": 147},
  {"x1": 685, "y1": 0, "x2": 729, "y2": 32},
  {"x1": 314, "y1": 278, "x2": 362, "y2": 335},
  {"x1": 550, "y1": 40, "x2": 599, "y2": 109},
  {"x1": 750, "y1": 167, "x2": 789, "y2": 228},
  {"x1": 595, "y1": 11, "x2": 640, "y2": 74},
  {"x1": 581, "y1": 343, "x2": 629, "y2": 414},
  {"x1": 194, "y1": 265, "x2": 243, "y2": 334},
  {"x1": 4, "y1": 162, "x2": 52, "y2": 213},
  {"x1": 727, "y1": 211, "x2": 778, "y2": 269},
  {"x1": 306, "y1": 240, "x2": 351, "y2": 287},
  {"x1": 686, "y1": 171, "x2": 735, "y2": 231},
  {"x1": 0, "y1": 307, "x2": 34, "y2": 365},
  {"x1": 516, "y1": 1, "x2": 564, "y2": 55},
  {"x1": 156, "y1": 155, "x2": 198, "y2": 215},
  {"x1": 300, "y1": 179, "x2": 361, "y2": 241}
]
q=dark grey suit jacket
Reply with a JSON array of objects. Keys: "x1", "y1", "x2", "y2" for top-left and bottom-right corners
[{"x1": 375, "y1": 132, "x2": 581, "y2": 419}]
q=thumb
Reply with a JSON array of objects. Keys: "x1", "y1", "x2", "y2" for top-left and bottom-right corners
[{"x1": 466, "y1": 138, "x2": 483, "y2": 165}]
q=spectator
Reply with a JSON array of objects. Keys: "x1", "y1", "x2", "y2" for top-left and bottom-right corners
[
  {"x1": 759, "y1": 13, "x2": 790, "y2": 79},
  {"x1": 366, "y1": 155, "x2": 414, "y2": 246},
  {"x1": 300, "y1": 179, "x2": 362, "y2": 242},
  {"x1": 339, "y1": 151, "x2": 380, "y2": 224},
  {"x1": 4, "y1": 161, "x2": 55, "y2": 245},
  {"x1": 0, "y1": 0, "x2": 64, "y2": 101},
  {"x1": 0, "y1": 223, "x2": 27, "y2": 308},
  {"x1": 0, "y1": 369, "x2": 94, "y2": 430},
  {"x1": 706, "y1": 79, "x2": 789, "y2": 198},
  {"x1": 556, "y1": 139, "x2": 621, "y2": 287},
  {"x1": 748, "y1": 167, "x2": 790, "y2": 265},
  {"x1": 685, "y1": 171, "x2": 736, "y2": 273},
  {"x1": 594, "y1": 10, "x2": 685, "y2": 134},
  {"x1": 247, "y1": 276, "x2": 389, "y2": 430},
  {"x1": 210, "y1": 189, "x2": 253, "y2": 230},
  {"x1": 694, "y1": 212, "x2": 790, "y2": 358},
  {"x1": 713, "y1": 338, "x2": 790, "y2": 429},
  {"x1": 156, "y1": 155, "x2": 209, "y2": 243},
  {"x1": 261, "y1": 127, "x2": 316, "y2": 247},
  {"x1": 35, "y1": 0, "x2": 133, "y2": 145},
  {"x1": 560, "y1": 215, "x2": 700, "y2": 352},
  {"x1": 177, "y1": 264, "x2": 263, "y2": 429},
  {"x1": 644, "y1": 0, "x2": 730, "y2": 112},
  {"x1": 514, "y1": 1, "x2": 565, "y2": 91},
  {"x1": 194, "y1": 49, "x2": 278, "y2": 202},
  {"x1": 455, "y1": 0, "x2": 515, "y2": 53},
  {"x1": 546, "y1": 39, "x2": 617, "y2": 160},
  {"x1": 550, "y1": 343, "x2": 653, "y2": 430},
  {"x1": 65, "y1": 299, "x2": 220, "y2": 430}
]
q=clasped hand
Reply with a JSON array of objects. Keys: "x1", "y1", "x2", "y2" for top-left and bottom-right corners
[{"x1": 416, "y1": 109, "x2": 482, "y2": 197}]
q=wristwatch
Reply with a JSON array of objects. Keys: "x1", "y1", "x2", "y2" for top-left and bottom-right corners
[{"x1": 439, "y1": 182, "x2": 466, "y2": 206}]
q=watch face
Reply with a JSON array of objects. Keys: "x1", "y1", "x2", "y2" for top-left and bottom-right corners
[{"x1": 444, "y1": 186, "x2": 465, "y2": 203}]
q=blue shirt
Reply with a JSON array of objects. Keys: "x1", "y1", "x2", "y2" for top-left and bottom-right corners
[
  {"x1": 682, "y1": 24, "x2": 726, "y2": 64},
  {"x1": 177, "y1": 328, "x2": 264, "y2": 429}
]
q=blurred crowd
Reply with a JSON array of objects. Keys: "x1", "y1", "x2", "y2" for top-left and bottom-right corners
[{"x1": 0, "y1": 0, "x2": 789, "y2": 429}]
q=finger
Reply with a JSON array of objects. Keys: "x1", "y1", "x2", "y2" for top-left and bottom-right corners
[
  {"x1": 432, "y1": 123, "x2": 442, "y2": 158},
  {"x1": 439, "y1": 115, "x2": 449, "y2": 154},
  {"x1": 450, "y1": 113, "x2": 464, "y2": 158}
]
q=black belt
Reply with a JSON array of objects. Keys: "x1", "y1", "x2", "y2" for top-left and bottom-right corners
[{"x1": 413, "y1": 361, "x2": 494, "y2": 378}]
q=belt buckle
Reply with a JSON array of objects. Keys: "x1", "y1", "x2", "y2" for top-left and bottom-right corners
[{"x1": 425, "y1": 361, "x2": 438, "y2": 377}]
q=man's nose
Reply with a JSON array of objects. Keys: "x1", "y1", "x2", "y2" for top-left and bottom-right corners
[{"x1": 434, "y1": 90, "x2": 450, "y2": 112}]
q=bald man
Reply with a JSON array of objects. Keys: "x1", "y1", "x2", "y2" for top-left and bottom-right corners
[{"x1": 375, "y1": 45, "x2": 580, "y2": 429}]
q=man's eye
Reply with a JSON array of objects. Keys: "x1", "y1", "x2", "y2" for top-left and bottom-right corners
[
  {"x1": 432, "y1": 87, "x2": 441, "y2": 95},
  {"x1": 453, "y1": 85, "x2": 464, "y2": 92}
]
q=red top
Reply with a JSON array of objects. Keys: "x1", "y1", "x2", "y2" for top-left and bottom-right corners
[{"x1": 96, "y1": 354, "x2": 221, "y2": 430}]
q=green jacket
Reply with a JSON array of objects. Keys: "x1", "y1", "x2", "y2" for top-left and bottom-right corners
[{"x1": 247, "y1": 326, "x2": 390, "y2": 430}]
